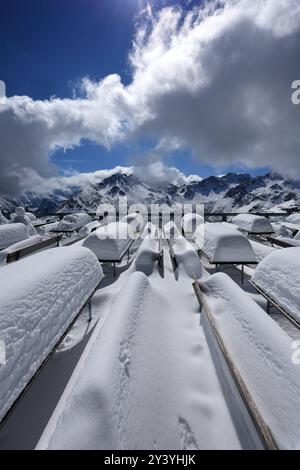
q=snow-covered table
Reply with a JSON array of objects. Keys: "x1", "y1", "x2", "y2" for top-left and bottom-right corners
[
  {"x1": 231, "y1": 214, "x2": 274, "y2": 235},
  {"x1": 82, "y1": 222, "x2": 135, "y2": 276},
  {"x1": 195, "y1": 223, "x2": 257, "y2": 283},
  {"x1": 251, "y1": 247, "x2": 300, "y2": 328}
]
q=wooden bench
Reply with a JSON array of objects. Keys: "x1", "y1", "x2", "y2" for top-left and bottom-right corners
[
  {"x1": 6, "y1": 235, "x2": 62, "y2": 263},
  {"x1": 266, "y1": 236, "x2": 296, "y2": 248},
  {"x1": 192, "y1": 279, "x2": 278, "y2": 450},
  {"x1": 250, "y1": 280, "x2": 300, "y2": 330}
]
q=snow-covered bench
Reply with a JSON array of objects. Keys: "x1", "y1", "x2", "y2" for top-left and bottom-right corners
[
  {"x1": 231, "y1": 214, "x2": 274, "y2": 235},
  {"x1": 134, "y1": 236, "x2": 161, "y2": 275},
  {"x1": 266, "y1": 235, "x2": 300, "y2": 249},
  {"x1": 172, "y1": 236, "x2": 204, "y2": 279},
  {"x1": 82, "y1": 222, "x2": 135, "y2": 276},
  {"x1": 51, "y1": 213, "x2": 92, "y2": 236},
  {"x1": 193, "y1": 273, "x2": 300, "y2": 449},
  {"x1": 195, "y1": 223, "x2": 257, "y2": 283},
  {"x1": 163, "y1": 221, "x2": 181, "y2": 239},
  {"x1": 0, "y1": 246, "x2": 103, "y2": 424},
  {"x1": 3, "y1": 234, "x2": 62, "y2": 264},
  {"x1": 0, "y1": 223, "x2": 29, "y2": 250},
  {"x1": 251, "y1": 247, "x2": 300, "y2": 328}
]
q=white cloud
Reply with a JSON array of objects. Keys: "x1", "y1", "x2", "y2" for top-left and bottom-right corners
[{"x1": 1, "y1": 0, "x2": 300, "y2": 193}]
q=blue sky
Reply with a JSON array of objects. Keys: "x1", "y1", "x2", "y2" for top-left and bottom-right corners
[{"x1": 0, "y1": 0, "x2": 272, "y2": 180}]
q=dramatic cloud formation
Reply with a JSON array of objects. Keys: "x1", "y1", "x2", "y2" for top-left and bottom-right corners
[{"x1": 1, "y1": 0, "x2": 300, "y2": 193}]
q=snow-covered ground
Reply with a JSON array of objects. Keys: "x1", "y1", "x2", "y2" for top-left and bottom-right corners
[{"x1": 0, "y1": 222, "x2": 300, "y2": 450}]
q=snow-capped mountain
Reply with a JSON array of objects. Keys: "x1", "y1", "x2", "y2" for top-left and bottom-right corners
[{"x1": 1, "y1": 167, "x2": 300, "y2": 215}]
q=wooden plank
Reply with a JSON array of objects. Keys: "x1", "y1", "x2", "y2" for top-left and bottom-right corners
[
  {"x1": 266, "y1": 236, "x2": 295, "y2": 248},
  {"x1": 192, "y1": 280, "x2": 278, "y2": 450}
]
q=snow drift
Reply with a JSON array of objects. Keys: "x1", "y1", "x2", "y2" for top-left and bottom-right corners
[
  {"x1": 0, "y1": 246, "x2": 103, "y2": 423},
  {"x1": 252, "y1": 248, "x2": 300, "y2": 323},
  {"x1": 197, "y1": 273, "x2": 300, "y2": 449}
]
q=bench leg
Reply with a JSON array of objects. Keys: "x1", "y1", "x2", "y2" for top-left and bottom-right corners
[
  {"x1": 127, "y1": 248, "x2": 130, "y2": 261},
  {"x1": 267, "y1": 300, "x2": 271, "y2": 314},
  {"x1": 88, "y1": 299, "x2": 92, "y2": 323},
  {"x1": 241, "y1": 264, "x2": 244, "y2": 285},
  {"x1": 113, "y1": 262, "x2": 116, "y2": 277}
]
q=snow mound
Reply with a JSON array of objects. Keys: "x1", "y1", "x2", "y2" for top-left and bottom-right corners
[
  {"x1": 25, "y1": 212, "x2": 36, "y2": 221},
  {"x1": 249, "y1": 240, "x2": 276, "y2": 262},
  {"x1": 181, "y1": 213, "x2": 204, "y2": 236},
  {"x1": 252, "y1": 248, "x2": 300, "y2": 323},
  {"x1": 231, "y1": 214, "x2": 274, "y2": 234},
  {"x1": 0, "y1": 246, "x2": 103, "y2": 423},
  {"x1": 197, "y1": 273, "x2": 300, "y2": 449},
  {"x1": 141, "y1": 222, "x2": 159, "y2": 239},
  {"x1": 286, "y1": 214, "x2": 300, "y2": 225},
  {"x1": 122, "y1": 212, "x2": 145, "y2": 232},
  {"x1": 36, "y1": 271, "x2": 150, "y2": 450},
  {"x1": 78, "y1": 220, "x2": 101, "y2": 236},
  {"x1": 82, "y1": 222, "x2": 133, "y2": 260},
  {"x1": 56, "y1": 213, "x2": 92, "y2": 231},
  {"x1": 195, "y1": 223, "x2": 256, "y2": 263},
  {"x1": 172, "y1": 237, "x2": 203, "y2": 279},
  {"x1": 0, "y1": 223, "x2": 29, "y2": 250},
  {"x1": 163, "y1": 221, "x2": 181, "y2": 239},
  {"x1": 0, "y1": 210, "x2": 9, "y2": 225},
  {"x1": 134, "y1": 236, "x2": 160, "y2": 275}
]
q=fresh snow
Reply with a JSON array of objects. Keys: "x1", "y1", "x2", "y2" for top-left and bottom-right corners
[
  {"x1": 82, "y1": 222, "x2": 133, "y2": 260},
  {"x1": 37, "y1": 253, "x2": 243, "y2": 450},
  {"x1": 252, "y1": 248, "x2": 300, "y2": 323},
  {"x1": 286, "y1": 214, "x2": 300, "y2": 225},
  {"x1": 249, "y1": 240, "x2": 276, "y2": 262},
  {"x1": 172, "y1": 237, "x2": 205, "y2": 279},
  {"x1": 58, "y1": 213, "x2": 91, "y2": 230},
  {"x1": 231, "y1": 214, "x2": 274, "y2": 234},
  {"x1": 0, "y1": 223, "x2": 29, "y2": 250},
  {"x1": 78, "y1": 220, "x2": 101, "y2": 236},
  {"x1": 122, "y1": 213, "x2": 145, "y2": 232},
  {"x1": 197, "y1": 273, "x2": 300, "y2": 449},
  {"x1": 134, "y1": 236, "x2": 160, "y2": 276},
  {"x1": 195, "y1": 223, "x2": 257, "y2": 263},
  {"x1": 181, "y1": 213, "x2": 204, "y2": 236},
  {"x1": 0, "y1": 246, "x2": 103, "y2": 423},
  {"x1": 163, "y1": 221, "x2": 181, "y2": 239},
  {"x1": 0, "y1": 210, "x2": 9, "y2": 225},
  {"x1": 0, "y1": 234, "x2": 43, "y2": 264}
]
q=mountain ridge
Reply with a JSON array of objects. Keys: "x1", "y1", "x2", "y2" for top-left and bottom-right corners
[{"x1": 1, "y1": 167, "x2": 300, "y2": 215}]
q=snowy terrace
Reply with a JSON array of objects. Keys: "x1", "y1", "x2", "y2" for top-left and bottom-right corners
[{"x1": 0, "y1": 211, "x2": 300, "y2": 449}]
